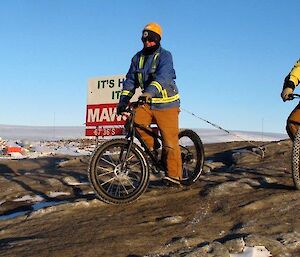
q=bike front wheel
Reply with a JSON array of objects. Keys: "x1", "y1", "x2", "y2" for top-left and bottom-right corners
[
  {"x1": 292, "y1": 127, "x2": 300, "y2": 189},
  {"x1": 179, "y1": 129, "x2": 205, "y2": 185},
  {"x1": 88, "y1": 139, "x2": 150, "y2": 204}
]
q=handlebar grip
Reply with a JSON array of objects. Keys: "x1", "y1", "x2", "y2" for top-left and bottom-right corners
[
  {"x1": 138, "y1": 96, "x2": 151, "y2": 105},
  {"x1": 287, "y1": 94, "x2": 294, "y2": 100},
  {"x1": 138, "y1": 96, "x2": 148, "y2": 104}
]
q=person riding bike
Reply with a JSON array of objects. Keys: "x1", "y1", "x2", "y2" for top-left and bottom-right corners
[
  {"x1": 281, "y1": 59, "x2": 300, "y2": 140},
  {"x1": 117, "y1": 22, "x2": 182, "y2": 185}
]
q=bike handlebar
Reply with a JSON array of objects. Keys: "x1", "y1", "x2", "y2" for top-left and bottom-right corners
[
  {"x1": 288, "y1": 93, "x2": 300, "y2": 100},
  {"x1": 121, "y1": 100, "x2": 150, "y2": 115}
]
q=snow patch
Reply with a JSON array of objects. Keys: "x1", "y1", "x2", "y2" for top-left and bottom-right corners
[
  {"x1": 13, "y1": 195, "x2": 44, "y2": 202},
  {"x1": 230, "y1": 246, "x2": 272, "y2": 257},
  {"x1": 48, "y1": 191, "x2": 71, "y2": 197}
]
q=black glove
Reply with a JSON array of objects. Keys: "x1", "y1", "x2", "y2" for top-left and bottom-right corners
[
  {"x1": 138, "y1": 92, "x2": 152, "y2": 104},
  {"x1": 281, "y1": 76, "x2": 295, "y2": 102},
  {"x1": 117, "y1": 103, "x2": 127, "y2": 115},
  {"x1": 281, "y1": 87, "x2": 294, "y2": 102}
]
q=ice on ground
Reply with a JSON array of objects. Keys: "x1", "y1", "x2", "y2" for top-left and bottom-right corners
[
  {"x1": 0, "y1": 200, "x2": 69, "y2": 221},
  {"x1": 230, "y1": 246, "x2": 272, "y2": 257},
  {"x1": 48, "y1": 191, "x2": 71, "y2": 198},
  {"x1": 13, "y1": 195, "x2": 44, "y2": 202},
  {"x1": 62, "y1": 176, "x2": 89, "y2": 186}
]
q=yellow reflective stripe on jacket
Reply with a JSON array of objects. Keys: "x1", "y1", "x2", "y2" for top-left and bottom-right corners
[
  {"x1": 121, "y1": 90, "x2": 134, "y2": 97},
  {"x1": 138, "y1": 55, "x2": 145, "y2": 89},
  {"x1": 152, "y1": 53, "x2": 159, "y2": 70},
  {"x1": 139, "y1": 55, "x2": 145, "y2": 68},
  {"x1": 138, "y1": 73, "x2": 143, "y2": 89},
  {"x1": 290, "y1": 60, "x2": 300, "y2": 86},
  {"x1": 162, "y1": 89, "x2": 168, "y2": 98},
  {"x1": 150, "y1": 81, "x2": 163, "y2": 93},
  {"x1": 150, "y1": 80, "x2": 178, "y2": 103},
  {"x1": 138, "y1": 53, "x2": 160, "y2": 89},
  {"x1": 152, "y1": 93, "x2": 180, "y2": 104}
]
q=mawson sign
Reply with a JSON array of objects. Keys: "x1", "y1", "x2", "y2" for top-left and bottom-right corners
[{"x1": 85, "y1": 75, "x2": 141, "y2": 137}]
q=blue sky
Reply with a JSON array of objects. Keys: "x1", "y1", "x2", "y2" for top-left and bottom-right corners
[{"x1": 0, "y1": 0, "x2": 299, "y2": 133}]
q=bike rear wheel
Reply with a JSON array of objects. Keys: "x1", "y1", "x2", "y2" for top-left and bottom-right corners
[
  {"x1": 88, "y1": 139, "x2": 150, "y2": 204},
  {"x1": 179, "y1": 129, "x2": 205, "y2": 185},
  {"x1": 292, "y1": 127, "x2": 300, "y2": 189}
]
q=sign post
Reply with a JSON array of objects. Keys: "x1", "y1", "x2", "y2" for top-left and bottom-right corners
[{"x1": 85, "y1": 75, "x2": 141, "y2": 138}]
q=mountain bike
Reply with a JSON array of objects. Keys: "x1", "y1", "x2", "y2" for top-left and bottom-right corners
[
  {"x1": 289, "y1": 93, "x2": 300, "y2": 189},
  {"x1": 88, "y1": 101, "x2": 205, "y2": 204}
]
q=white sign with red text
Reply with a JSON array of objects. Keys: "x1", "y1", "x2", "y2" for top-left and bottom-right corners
[{"x1": 85, "y1": 75, "x2": 141, "y2": 137}]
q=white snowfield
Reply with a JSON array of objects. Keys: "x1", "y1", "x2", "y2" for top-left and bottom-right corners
[
  {"x1": 0, "y1": 124, "x2": 288, "y2": 143},
  {"x1": 0, "y1": 124, "x2": 84, "y2": 141},
  {"x1": 0, "y1": 124, "x2": 288, "y2": 159}
]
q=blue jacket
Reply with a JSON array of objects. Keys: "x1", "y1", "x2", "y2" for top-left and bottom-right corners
[{"x1": 119, "y1": 46, "x2": 180, "y2": 109}]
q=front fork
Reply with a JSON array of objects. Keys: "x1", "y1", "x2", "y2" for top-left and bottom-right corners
[{"x1": 117, "y1": 129, "x2": 136, "y2": 174}]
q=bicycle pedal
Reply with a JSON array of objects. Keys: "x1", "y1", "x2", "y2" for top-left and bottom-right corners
[
  {"x1": 152, "y1": 167, "x2": 163, "y2": 175},
  {"x1": 152, "y1": 169, "x2": 160, "y2": 175},
  {"x1": 149, "y1": 165, "x2": 163, "y2": 175},
  {"x1": 162, "y1": 177, "x2": 183, "y2": 188}
]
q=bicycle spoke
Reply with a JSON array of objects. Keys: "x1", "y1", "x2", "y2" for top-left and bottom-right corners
[
  {"x1": 100, "y1": 157, "x2": 117, "y2": 167},
  {"x1": 112, "y1": 184, "x2": 121, "y2": 197},
  {"x1": 107, "y1": 181, "x2": 114, "y2": 194},
  {"x1": 108, "y1": 153, "x2": 117, "y2": 166},
  {"x1": 127, "y1": 161, "x2": 141, "y2": 170},
  {"x1": 101, "y1": 176, "x2": 116, "y2": 186},
  {"x1": 120, "y1": 183, "x2": 129, "y2": 195},
  {"x1": 129, "y1": 172, "x2": 140, "y2": 181},
  {"x1": 96, "y1": 167, "x2": 114, "y2": 175},
  {"x1": 124, "y1": 177, "x2": 136, "y2": 189},
  {"x1": 125, "y1": 154, "x2": 136, "y2": 162},
  {"x1": 116, "y1": 185, "x2": 121, "y2": 197}
]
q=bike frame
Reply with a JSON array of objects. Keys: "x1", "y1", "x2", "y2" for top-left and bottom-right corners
[
  {"x1": 121, "y1": 102, "x2": 194, "y2": 175},
  {"x1": 288, "y1": 93, "x2": 300, "y2": 100},
  {"x1": 123, "y1": 104, "x2": 166, "y2": 172}
]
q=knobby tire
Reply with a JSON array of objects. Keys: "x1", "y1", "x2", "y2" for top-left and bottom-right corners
[
  {"x1": 292, "y1": 127, "x2": 300, "y2": 190},
  {"x1": 179, "y1": 129, "x2": 205, "y2": 185},
  {"x1": 88, "y1": 139, "x2": 149, "y2": 204}
]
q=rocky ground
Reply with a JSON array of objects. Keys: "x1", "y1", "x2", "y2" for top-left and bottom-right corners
[{"x1": 0, "y1": 139, "x2": 299, "y2": 257}]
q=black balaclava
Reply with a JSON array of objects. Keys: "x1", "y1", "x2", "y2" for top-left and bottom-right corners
[{"x1": 141, "y1": 30, "x2": 161, "y2": 55}]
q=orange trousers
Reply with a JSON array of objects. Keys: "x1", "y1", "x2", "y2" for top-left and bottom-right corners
[
  {"x1": 287, "y1": 103, "x2": 300, "y2": 141},
  {"x1": 134, "y1": 105, "x2": 182, "y2": 179}
]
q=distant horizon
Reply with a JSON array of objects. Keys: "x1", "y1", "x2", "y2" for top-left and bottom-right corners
[
  {"x1": 0, "y1": 123, "x2": 288, "y2": 135},
  {"x1": 0, "y1": 123, "x2": 288, "y2": 143}
]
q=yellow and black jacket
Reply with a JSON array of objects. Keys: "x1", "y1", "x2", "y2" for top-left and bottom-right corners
[
  {"x1": 285, "y1": 59, "x2": 300, "y2": 89},
  {"x1": 289, "y1": 59, "x2": 300, "y2": 87}
]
